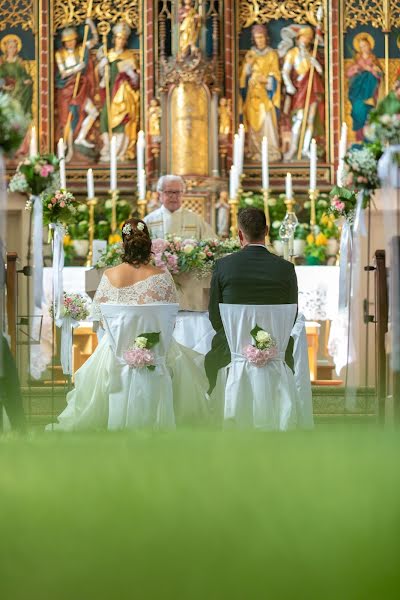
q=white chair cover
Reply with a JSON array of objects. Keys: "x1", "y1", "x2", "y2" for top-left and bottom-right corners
[
  {"x1": 100, "y1": 303, "x2": 179, "y2": 430},
  {"x1": 291, "y1": 313, "x2": 314, "y2": 429},
  {"x1": 173, "y1": 311, "x2": 215, "y2": 355},
  {"x1": 219, "y1": 303, "x2": 298, "y2": 430}
]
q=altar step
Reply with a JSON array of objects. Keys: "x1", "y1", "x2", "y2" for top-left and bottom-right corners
[{"x1": 20, "y1": 385, "x2": 377, "y2": 430}]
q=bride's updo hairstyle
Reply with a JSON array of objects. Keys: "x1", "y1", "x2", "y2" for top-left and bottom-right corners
[{"x1": 121, "y1": 218, "x2": 152, "y2": 267}]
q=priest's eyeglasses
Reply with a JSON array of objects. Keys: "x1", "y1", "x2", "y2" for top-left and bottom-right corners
[{"x1": 163, "y1": 190, "x2": 184, "y2": 196}]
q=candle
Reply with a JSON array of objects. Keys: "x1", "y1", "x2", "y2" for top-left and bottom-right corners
[
  {"x1": 138, "y1": 169, "x2": 146, "y2": 200},
  {"x1": 339, "y1": 122, "x2": 348, "y2": 160},
  {"x1": 57, "y1": 138, "x2": 66, "y2": 189},
  {"x1": 261, "y1": 136, "x2": 269, "y2": 190},
  {"x1": 336, "y1": 167, "x2": 343, "y2": 187},
  {"x1": 233, "y1": 133, "x2": 240, "y2": 172},
  {"x1": 285, "y1": 172, "x2": 293, "y2": 200},
  {"x1": 30, "y1": 126, "x2": 37, "y2": 158},
  {"x1": 136, "y1": 130, "x2": 145, "y2": 173},
  {"x1": 87, "y1": 168, "x2": 95, "y2": 199},
  {"x1": 229, "y1": 165, "x2": 237, "y2": 198},
  {"x1": 238, "y1": 124, "x2": 245, "y2": 174},
  {"x1": 309, "y1": 138, "x2": 317, "y2": 192},
  {"x1": 110, "y1": 135, "x2": 117, "y2": 191}
]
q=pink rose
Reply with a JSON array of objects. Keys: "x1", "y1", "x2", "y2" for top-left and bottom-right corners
[
  {"x1": 47, "y1": 203, "x2": 53, "y2": 209},
  {"x1": 59, "y1": 201, "x2": 65, "y2": 208},
  {"x1": 151, "y1": 238, "x2": 169, "y2": 255},
  {"x1": 40, "y1": 164, "x2": 54, "y2": 178},
  {"x1": 123, "y1": 347, "x2": 155, "y2": 369},
  {"x1": 243, "y1": 344, "x2": 278, "y2": 367},
  {"x1": 51, "y1": 197, "x2": 56, "y2": 204},
  {"x1": 333, "y1": 200, "x2": 345, "y2": 212}
]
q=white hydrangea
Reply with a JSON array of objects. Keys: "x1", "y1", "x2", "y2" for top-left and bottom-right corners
[{"x1": 134, "y1": 336, "x2": 148, "y2": 349}]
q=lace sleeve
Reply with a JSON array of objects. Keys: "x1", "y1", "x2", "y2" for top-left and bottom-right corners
[
  {"x1": 135, "y1": 272, "x2": 179, "y2": 304},
  {"x1": 91, "y1": 274, "x2": 113, "y2": 320}
]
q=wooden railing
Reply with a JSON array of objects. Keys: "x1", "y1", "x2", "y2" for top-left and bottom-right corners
[
  {"x1": 374, "y1": 249, "x2": 388, "y2": 424},
  {"x1": 6, "y1": 252, "x2": 18, "y2": 357}
]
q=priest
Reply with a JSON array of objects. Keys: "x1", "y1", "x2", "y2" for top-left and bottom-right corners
[{"x1": 144, "y1": 175, "x2": 215, "y2": 239}]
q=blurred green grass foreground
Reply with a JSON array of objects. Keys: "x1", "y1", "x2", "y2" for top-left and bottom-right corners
[{"x1": 0, "y1": 429, "x2": 399, "y2": 599}]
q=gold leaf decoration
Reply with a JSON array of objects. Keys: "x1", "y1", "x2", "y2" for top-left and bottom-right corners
[
  {"x1": 344, "y1": 0, "x2": 400, "y2": 30},
  {"x1": 53, "y1": 0, "x2": 140, "y2": 32},
  {"x1": 239, "y1": 0, "x2": 324, "y2": 30},
  {"x1": 0, "y1": 0, "x2": 33, "y2": 31}
]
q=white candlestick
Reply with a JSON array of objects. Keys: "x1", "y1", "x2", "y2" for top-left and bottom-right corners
[
  {"x1": 285, "y1": 172, "x2": 293, "y2": 200},
  {"x1": 229, "y1": 165, "x2": 237, "y2": 198},
  {"x1": 339, "y1": 122, "x2": 348, "y2": 160},
  {"x1": 136, "y1": 130, "x2": 145, "y2": 173},
  {"x1": 261, "y1": 136, "x2": 269, "y2": 190},
  {"x1": 238, "y1": 124, "x2": 245, "y2": 175},
  {"x1": 138, "y1": 169, "x2": 146, "y2": 200},
  {"x1": 30, "y1": 126, "x2": 37, "y2": 158},
  {"x1": 233, "y1": 134, "x2": 240, "y2": 171},
  {"x1": 310, "y1": 138, "x2": 317, "y2": 192},
  {"x1": 57, "y1": 138, "x2": 66, "y2": 189},
  {"x1": 87, "y1": 168, "x2": 95, "y2": 199},
  {"x1": 110, "y1": 135, "x2": 117, "y2": 191}
]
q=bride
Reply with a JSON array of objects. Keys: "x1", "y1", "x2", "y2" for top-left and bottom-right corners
[{"x1": 48, "y1": 218, "x2": 209, "y2": 431}]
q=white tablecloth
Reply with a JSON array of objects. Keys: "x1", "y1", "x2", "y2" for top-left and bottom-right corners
[{"x1": 32, "y1": 266, "x2": 340, "y2": 379}]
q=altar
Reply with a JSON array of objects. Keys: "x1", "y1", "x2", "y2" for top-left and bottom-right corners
[{"x1": 31, "y1": 266, "x2": 340, "y2": 382}]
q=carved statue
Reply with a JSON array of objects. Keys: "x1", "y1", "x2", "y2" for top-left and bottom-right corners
[
  {"x1": 0, "y1": 34, "x2": 33, "y2": 155},
  {"x1": 240, "y1": 24, "x2": 281, "y2": 162},
  {"x1": 218, "y1": 97, "x2": 232, "y2": 137},
  {"x1": 346, "y1": 33, "x2": 383, "y2": 142},
  {"x1": 178, "y1": 0, "x2": 201, "y2": 58},
  {"x1": 148, "y1": 98, "x2": 162, "y2": 139},
  {"x1": 55, "y1": 19, "x2": 99, "y2": 153},
  {"x1": 216, "y1": 190, "x2": 230, "y2": 238},
  {"x1": 280, "y1": 24, "x2": 324, "y2": 160},
  {"x1": 98, "y1": 21, "x2": 140, "y2": 161}
]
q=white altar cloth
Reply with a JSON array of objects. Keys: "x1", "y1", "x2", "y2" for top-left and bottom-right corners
[{"x1": 33, "y1": 266, "x2": 340, "y2": 379}]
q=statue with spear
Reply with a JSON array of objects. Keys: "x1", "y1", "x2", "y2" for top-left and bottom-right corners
[
  {"x1": 55, "y1": 0, "x2": 99, "y2": 161},
  {"x1": 280, "y1": 6, "x2": 325, "y2": 161}
]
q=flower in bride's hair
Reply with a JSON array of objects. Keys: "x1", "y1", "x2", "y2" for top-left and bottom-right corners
[
  {"x1": 137, "y1": 222, "x2": 145, "y2": 231},
  {"x1": 122, "y1": 223, "x2": 132, "y2": 235}
]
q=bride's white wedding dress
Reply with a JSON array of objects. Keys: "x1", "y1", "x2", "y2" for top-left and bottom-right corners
[{"x1": 48, "y1": 271, "x2": 209, "y2": 431}]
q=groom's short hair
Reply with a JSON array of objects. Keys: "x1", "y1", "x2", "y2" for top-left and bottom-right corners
[{"x1": 238, "y1": 207, "x2": 267, "y2": 242}]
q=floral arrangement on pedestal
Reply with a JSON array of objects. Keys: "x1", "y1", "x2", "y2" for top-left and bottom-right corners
[
  {"x1": 123, "y1": 332, "x2": 160, "y2": 371},
  {"x1": 9, "y1": 154, "x2": 59, "y2": 196},
  {"x1": 96, "y1": 236, "x2": 241, "y2": 277},
  {"x1": 41, "y1": 189, "x2": 78, "y2": 229},
  {"x1": 49, "y1": 291, "x2": 90, "y2": 321},
  {"x1": 0, "y1": 93, "x2": 29, "y2": 155},
  {"x1": 243, "y1": 326, "x2": 278, "y2": 367},
  {"x1": 366, "y1": 80, "x2": 400, "y2": 147}
]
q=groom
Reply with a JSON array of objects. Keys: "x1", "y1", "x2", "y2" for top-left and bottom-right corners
[{"x1": 205, "y1": 207, "x2": 298, "y2": 392}]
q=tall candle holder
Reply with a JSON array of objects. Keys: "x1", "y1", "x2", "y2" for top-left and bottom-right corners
[
  {"x1": 137, "y1": 193, "x2": 148, "y2": 220},
  {"x1": 284, "y1": 196, "x2": 298, "y2": 264},
  {"x1": 262, "y1": 188, "x2": 275, "y2": 252},
  {"x1": 229, "y1": 195, "x2": 239, "y2": 238},
  {"x1": 109, "y1": 189, "x2": 119, "y2": 233},
  {"x1": 86, "y1": 197, "x2": 98, "y2": 267},
  {"x1": 308, "y1": 188, "x2": 319, "y2": 230}
]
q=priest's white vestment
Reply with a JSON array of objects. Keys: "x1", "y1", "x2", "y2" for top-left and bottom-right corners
[{"x1": 144, "y1": 206, "x2": 215, "y2": 239}]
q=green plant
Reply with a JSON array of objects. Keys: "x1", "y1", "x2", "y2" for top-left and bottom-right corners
[{"x1": 294, "y1": 223, "x2": 310, "y2": 240}]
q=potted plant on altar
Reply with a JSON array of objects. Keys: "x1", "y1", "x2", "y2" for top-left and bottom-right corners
[
  {"x1": 293, "y1": 222, "x2": 309, "y2": 257},
  {"x1": 68, "y1": 203, "x2": 89, "y2": 258},
  {"x1": 304, "y1": 232, "x2": 327, "y2": 265}
]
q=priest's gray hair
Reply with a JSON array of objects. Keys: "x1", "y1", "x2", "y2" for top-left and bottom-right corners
[{"x1": 157, "y1": 175, "x2": 186, "y2": 193}]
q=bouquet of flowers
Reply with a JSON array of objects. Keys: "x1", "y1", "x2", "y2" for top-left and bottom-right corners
[
  {"x1": 366, "y1": 83, "x2": 400, "y2": 146},
  {"x1": 243, "y1": 325, "x2": 278, "y2": 367},
  {"x1": 9, "y1": 153, "x2": 59, "y2": 196},
  {"x1": 304, "y1": 232, "x2": 328, "y2": 264},
  {"x1": 0, "y1": 93, "x2": 29, "y2": 156},
  {"x1": 343, "y1": 144, "x2": 381, "y2": 197},
  {"x1": 329, "y1": 186, "x2": 357, "y2": 220},
  {"x1": 123, "y1": 332, "x2": 160, "y2": 371},
  {"x1": 40, "y1": 189, "x2": 78, "y2": 227},
  {"x1": 49, "y1": 292, "x2": 90, "y2": 321}
]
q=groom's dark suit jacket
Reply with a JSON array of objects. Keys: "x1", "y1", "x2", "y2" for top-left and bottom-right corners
[{"x1": 205, "y1": 245, "x2": 298, "y2": 391}]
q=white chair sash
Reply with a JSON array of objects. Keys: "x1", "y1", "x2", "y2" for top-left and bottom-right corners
[
  {"x1": 291, "y1": 313, "x2": 314, "y2": 429},
  {"x1": 219, "y1": 303, "x2": 299, "y2": 431},
  {"x1": 100, "y1": 303, "x2": 179, "y2": 430}
]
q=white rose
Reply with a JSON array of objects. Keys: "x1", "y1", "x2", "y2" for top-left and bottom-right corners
[
  {"x1": 183, "y1": 244, "x2": 194, "y2": 254},
  {"x1": 173, "y1": 236, "x2": 182, "y2": 243},
  {"x1": 268, "y1": 198, "x2": 277, "y2": 206},
  {"x1": 272, "y1": 220, "x2": 281, "y2": 229},
  {"x1": 198, "y1": 251, "x2": 206, "y2": 260},
  {"x1": 245, "y1": 198, "x2": 253, "y2": 205},
  {"x1": 380, "y1": 115, "x2": 391, "y2": 125},
  {"x1": 134, "y1": 336, "x2": 148, "y2": 349},
  {"x1": 256, "y1": 330, "x2": 270, "y2": 344}
]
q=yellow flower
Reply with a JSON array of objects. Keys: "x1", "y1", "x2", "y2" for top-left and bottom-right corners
[
  {"x1": 108, "y1": 233, "x2": 122, "y2": 245},
  {"x1": 320, "y1": 214, "x2": 329, "y2": 225},
  {"x1": 306, "y1": 233, "x2": 315, "y2": 245},
  {"x1": 63, "y1": 234, "x2": 72, "y2": 247},
  {"x1": 315, "y1": 233, "x2": 328, "y2": 246}
]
